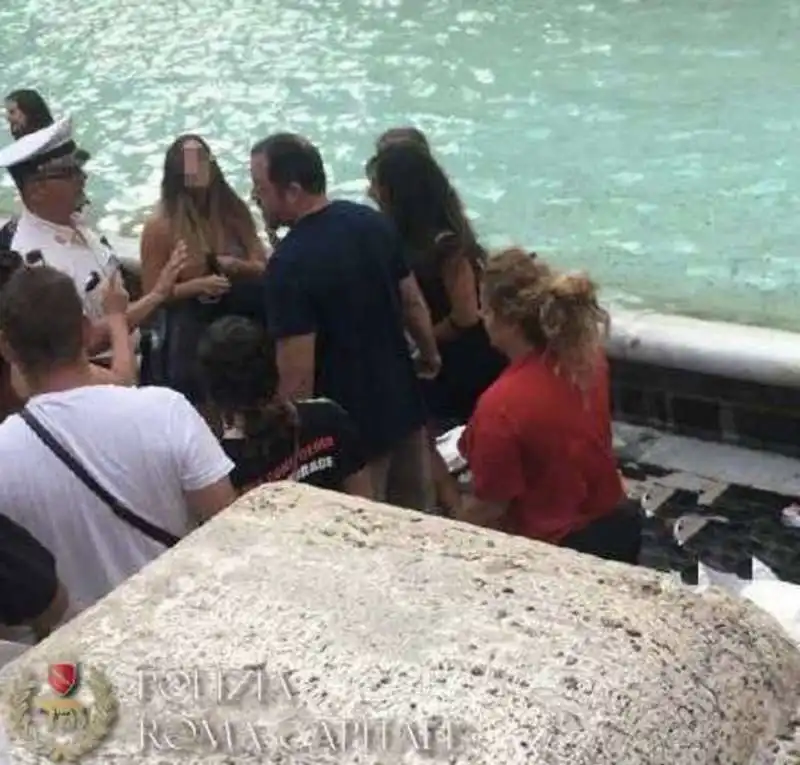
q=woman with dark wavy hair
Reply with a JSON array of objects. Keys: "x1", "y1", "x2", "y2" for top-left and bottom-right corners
[
  {"x1": 140, "y1": 134, "x2": 267, "y2": 403},
  {"x1": 365, "y1": 126, "x2": 430, "y2": 203},
  {"x1": 2, "y1": 89, "x2": 90, "y2": 221},
  {"x1": 370, "y1": 142, "x2": 506, "y2": 513},
  {"x1": 198, "y1": 316, "x2": 373, "y2": 497},
  {"x1": 4, "y1": 89, "x2": 53, "y2": 139}
]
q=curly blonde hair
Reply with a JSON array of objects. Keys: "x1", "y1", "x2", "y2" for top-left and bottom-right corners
[{"x1": 483, "y1": 248, "x2": 609, "y2": 389}]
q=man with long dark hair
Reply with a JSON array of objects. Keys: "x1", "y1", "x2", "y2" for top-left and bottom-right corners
[{"x1": 250, "y1": 132, "x2": 440, "y2": 511}]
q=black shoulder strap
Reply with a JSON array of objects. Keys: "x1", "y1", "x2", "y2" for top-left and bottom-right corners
[{"x1": 20, "y1": 408, "x2": 180, "y2": 548}]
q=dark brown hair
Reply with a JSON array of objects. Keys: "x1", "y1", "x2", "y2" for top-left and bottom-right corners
[
  {"x1": 5, "y1": 89, "x2": 53, "y2": 137},
  {"x1": 198, "y1": 316, "x2": 295, "y2": 460},
  {"x1": 483, "y1": 248, "x2": 609, "y2": 389},
  {"x1": 0, "y1": 265, "x2": 85, "y2": 375},
  {"x1": 375, "y1": 126, "x2": 430, "y2": 153},
  {"x1": 366, "y1": 126, "x2": 431, "y2": 180},
  {"x1": 250, "y1": 133, "x2": 326, "y2": 194},
  {"x1": 371, "y1": 142, "x2": 484, "y2": 268},
  {"x1": 161, "y1": 134, "x2": 259, "y2": 257}
]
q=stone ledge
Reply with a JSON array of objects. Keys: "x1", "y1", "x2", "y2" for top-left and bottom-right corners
[{"x1": 2, "y1": 483, "x2": 799, "y2": 764}]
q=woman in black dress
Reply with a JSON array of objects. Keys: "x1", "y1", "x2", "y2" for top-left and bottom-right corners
[{"x1": 369, "y1": 142, "x2": 506, "y2": 512}]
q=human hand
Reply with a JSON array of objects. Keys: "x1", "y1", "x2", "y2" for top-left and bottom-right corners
[
  {"x1": 152, "y1": 240, "x2": 190, "y2": 300},
  {"x1": 415, "y1": 351, "x2": 441, "y2": 380},
  {"x1": 101, "y1": 270, "x2": 129, "y2": 316},
  {"x1": 199, "y1": 274, "x2": 231, "y2": 297}
]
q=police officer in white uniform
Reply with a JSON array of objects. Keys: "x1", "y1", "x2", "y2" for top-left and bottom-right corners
[{"x1": 0, "y1": 116, "x2": 181, "y2": 362}]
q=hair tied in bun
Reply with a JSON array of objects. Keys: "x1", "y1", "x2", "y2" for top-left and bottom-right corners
[{"x1": 551, "y1": 272, "x2": 594, "y2": 301}]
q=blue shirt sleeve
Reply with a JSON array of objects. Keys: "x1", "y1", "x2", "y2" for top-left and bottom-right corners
[{"x1": 264, "y1": 250, "x2": 317, "y2": 339}]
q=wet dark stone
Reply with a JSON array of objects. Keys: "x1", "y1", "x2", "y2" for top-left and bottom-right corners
[
  {"x1": 620, "y1": 461, "x2": 800, "y2": 585},
  {"x1": 611, "y1": 357, "x2": 800, "y2": 457}
]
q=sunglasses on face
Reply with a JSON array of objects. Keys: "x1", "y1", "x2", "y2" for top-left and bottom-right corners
[
  {"x1": 32, "y1": 157, "x2": 85, "y2": 182},
  {"x1": 37, "y1": 166, "x2": 84, "y2": 182}
]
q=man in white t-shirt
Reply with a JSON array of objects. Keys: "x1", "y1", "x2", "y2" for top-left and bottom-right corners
[
  {"x1": 0, "y1": 265, "x2": 236, "y2": 618},
  {"x1": 0, "y1": 116, "x2": 171, "y2": 359}
]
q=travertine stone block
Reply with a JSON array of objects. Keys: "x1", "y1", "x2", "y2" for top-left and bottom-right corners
[{"x1": 2, "y1": 483, "x2": 798, "y2": 764}]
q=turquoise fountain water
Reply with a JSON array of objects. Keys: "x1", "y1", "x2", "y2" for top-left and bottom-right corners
[{"x1": 1, "y1": 0, "x2": 798, "y2": 327}]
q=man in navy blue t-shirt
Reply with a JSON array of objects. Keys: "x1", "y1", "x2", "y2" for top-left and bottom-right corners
[{"x1": 250, "y1": 133, "x2": 441, "y2": 510}]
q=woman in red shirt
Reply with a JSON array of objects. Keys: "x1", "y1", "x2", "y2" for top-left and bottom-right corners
[{"x1": 457, "y1": 248, "x2": 641, "y2": 564}]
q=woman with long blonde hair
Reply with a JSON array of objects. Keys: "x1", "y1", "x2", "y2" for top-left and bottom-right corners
[
  {"x1": 457, "y1": 248, "x2": 641, "y2": 564},
  {"x1": 140, "y1": 134, "x2": 267, "y2": 404}
]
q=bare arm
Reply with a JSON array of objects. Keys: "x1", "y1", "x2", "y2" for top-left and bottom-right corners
[
  {"x1": 140, "y1": 215, "x2": 173, "y2": 296},
  {"x1": 434, "y1": 254, "x2": 481, "y2": 344},
  {"x1": 217, "y1": 229, "x2": 268, "y2": 278},
  {"x1": 87, "y1": 293, "x2": 173, "y2": 354},
  {"x1": 399, "y1": 273, "x2": 439, "y2": 360},
  {"x1": 140, "y1": 215, "x2": 217, "y2": 303},
  {"x1": 454, "y1": 496, "x2": 508, "y2": 530},
  {"x1": 87, "y1": 228, "x2": 190, "y2": 354},
  {"x1": 276, "y1": 335, "x2": 316, "y2": 400},
  {"x1": 89, "y1": 314, "x2": 137, "y2": 386},
  {"x1": 342, "y1": 468, "x2": 374, "y2": 499},
  {"x1": 184, "y1": 477, "x2": 237, "y2": 525}
]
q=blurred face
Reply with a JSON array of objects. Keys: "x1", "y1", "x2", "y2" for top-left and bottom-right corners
[
  {"x1": 5, "y1": 99, "x2": 25, "y2": 138},
  {"x1": 250, "y1": 152, "x2": 296, "y2": 230},
  {"x1": 181, "y1": 139, "x2": 211, "y2": 189}
]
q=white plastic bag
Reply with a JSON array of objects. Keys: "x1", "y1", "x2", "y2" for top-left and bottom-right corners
[{"x1": 696, "y1": 558, "x2": 800, "y2": 647}]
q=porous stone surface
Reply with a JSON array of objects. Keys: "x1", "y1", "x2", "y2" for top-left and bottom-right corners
[
  {"x1": 769, "y1": 708, "x2": 800, "y2": 765},
  {"x1": 2, "y1": 483, "x2": 800, "y2": 764}
]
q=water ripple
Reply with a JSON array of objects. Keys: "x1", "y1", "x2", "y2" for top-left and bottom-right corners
[{"x1": 0, "y1": 0, "x2": 797, "y2": 327}]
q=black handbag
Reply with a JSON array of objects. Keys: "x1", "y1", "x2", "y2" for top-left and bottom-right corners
[{"x1": 20, "y1": 408, "x2": 179, "y2": 548}]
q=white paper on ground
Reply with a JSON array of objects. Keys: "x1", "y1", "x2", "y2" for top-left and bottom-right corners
[
  {"x1": 693, "y1": 558, "x2": 800, "y2": 647},
  {"x1": 435, "y1": 425, "x2": 467, "y2": 474}
]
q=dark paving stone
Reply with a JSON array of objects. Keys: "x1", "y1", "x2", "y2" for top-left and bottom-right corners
[{"x1": 620, "y1": 461, "x2": 800, "y2": 585}]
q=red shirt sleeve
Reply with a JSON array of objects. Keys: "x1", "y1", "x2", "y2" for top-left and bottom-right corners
[{"x1": 459, "y1": 402, "x2": 526, "y2": 503}]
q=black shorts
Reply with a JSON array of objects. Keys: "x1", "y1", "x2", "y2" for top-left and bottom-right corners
[{"x1": 561, "y1": 500, "x2": 643, "y2": 565}]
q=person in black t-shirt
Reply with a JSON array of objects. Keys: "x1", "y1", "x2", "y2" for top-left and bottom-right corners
[
  {"x1": 249, "y1": 133, "x2": 441, "y2": 512},
  {"x1": 0, "y1": 512, "x2": 68, "y2": 640},
  {"x1": 198, "y1": 316, "x2": 372, "y2": 496}
]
